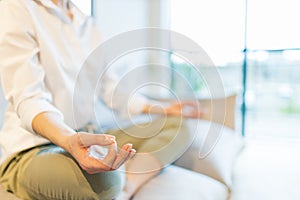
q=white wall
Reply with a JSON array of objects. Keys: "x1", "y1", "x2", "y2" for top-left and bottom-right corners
[
  {"x1": 94, "y1": 0, "x2": 149, "y2": 40},
  {"x1": 93, "y1": 0, "x2": 171, "y2": 97}
]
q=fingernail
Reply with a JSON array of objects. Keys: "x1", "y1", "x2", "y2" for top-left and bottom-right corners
[
  {"x1": 123, "y1": 143, "x2": 132, "y2": 150},
  {"x1": 110, "y1": 138, "x2": 115, "y2": 143},
  {"x1": 130, "y1": 149, "x2": 136, "y2": 153},
  {"x1": 105, "y1": 136, "x2": 115, "y2": 143}
]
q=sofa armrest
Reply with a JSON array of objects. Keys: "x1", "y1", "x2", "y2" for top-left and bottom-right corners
[
  {"x1": 173, "y1": 94, "x2": 244, "y2": 189},
  {"x1": 199, "y1": 93, "x2": 237, "y2": 130},
  {"x1": 174, "y1": 120, "x2": 244, "y2": 189}
]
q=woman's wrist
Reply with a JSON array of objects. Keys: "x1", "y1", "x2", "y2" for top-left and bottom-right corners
[
  {"x1": 32, "y1": 112, "x2": 77, "y2": 151},
  {"x1": 58, "y1": 130, "x2": 77, "y2": 152}
]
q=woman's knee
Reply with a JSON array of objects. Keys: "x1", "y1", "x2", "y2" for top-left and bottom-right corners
[
  {"x1": 83, "y1": 170, "x2": 125, "y2": 200},
  {"x1": 19, "y1": 146, "x2": 124, "y2": 200}
]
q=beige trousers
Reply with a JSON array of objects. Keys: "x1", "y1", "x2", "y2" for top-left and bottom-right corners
[{"x1": 0, "y1": 117, "x2": 191, "y2": 200}]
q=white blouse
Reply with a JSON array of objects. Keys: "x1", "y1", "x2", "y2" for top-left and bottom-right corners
[{"x1": 0, "y1": 0, "x2": 147, "y2": 164}]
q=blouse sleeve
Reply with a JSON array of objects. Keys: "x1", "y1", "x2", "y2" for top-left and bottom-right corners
[{"x1": 0, "y1": 1, "x2": 63, "y2": 133}]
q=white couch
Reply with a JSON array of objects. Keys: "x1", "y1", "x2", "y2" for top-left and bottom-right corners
[{"x1": 0, "y1": 94, "x2": 244, "y2": 200}]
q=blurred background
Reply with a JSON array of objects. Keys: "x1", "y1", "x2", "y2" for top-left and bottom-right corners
[{"x1": 71, "y1": 0, "x2": 300, "y2": 140}]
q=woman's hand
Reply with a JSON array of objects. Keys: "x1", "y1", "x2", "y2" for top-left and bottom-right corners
[
  {"x1": 66, "y1": 132, "x2": 136, "y2": 174},
  {"x1": 32, "y1": 112, "x2": 135, "y2": 174},
  {"x1": 165, "y1": 101, "x2": 205, "y2": 118},
  {"x1": 143, "y1": 101, "x2": 205, "y2": 119}
]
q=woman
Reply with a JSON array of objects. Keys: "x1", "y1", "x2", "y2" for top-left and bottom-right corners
[{"x1": 0, "y1": 0, "x2": 202, "y2": 199}]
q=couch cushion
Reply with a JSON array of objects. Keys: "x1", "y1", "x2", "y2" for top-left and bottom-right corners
[
  {"x1": 0, "y1": 185, "x2": 20, "y2": 200},
  {"x1": 133, "y1": 165, "x2": 228, "y2": 200},
  {"x1": 174, "y1": 119, "x2": 244, "y2": 189}
]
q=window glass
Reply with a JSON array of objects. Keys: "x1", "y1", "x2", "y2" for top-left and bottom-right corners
[
  {"x1": 170, "y1": 0, "x2": 244, "y2": 105},
  {"x1": 246, "y1": 50, "x2": 300, "y2": 139},
  {"x1": 171, "y1": 0, "x2": 245, "y2": 66},
  {"x1": 247, "y1": 0, "x2": 300, "y2": 50}
]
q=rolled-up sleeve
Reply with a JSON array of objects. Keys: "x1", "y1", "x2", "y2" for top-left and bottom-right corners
[{"x1": 0, "y1": 1, "x2": 63, "y2": 133}]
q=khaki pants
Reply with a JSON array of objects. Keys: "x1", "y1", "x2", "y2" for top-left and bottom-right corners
[{"x1": 0, "y1": 117, "x2": 191, "y2": 200}]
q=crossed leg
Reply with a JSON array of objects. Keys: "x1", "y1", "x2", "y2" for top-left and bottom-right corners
[
  {"x1": 109, "y1": 116, "x2": 192, "y2": 200},
  {"x1": 0, "y1": 145, "x2": 124, "y2": 200}
]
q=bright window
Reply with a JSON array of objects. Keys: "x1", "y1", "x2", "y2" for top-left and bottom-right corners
[
  {"x1": 72, "y1": 0, "x2": 92, "y2": 16},
  {"x1": 171, "y1": 0, "x2": 300, "y2": 138},
  {"x1": 171, "y1": 0, "x2": 245, "y2": 66},
  {"x1": 247, "y1": 0, "x2": 300, "y2": 50}
]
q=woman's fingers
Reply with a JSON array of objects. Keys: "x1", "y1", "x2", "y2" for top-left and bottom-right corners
[
  {"x1": 88, "y1": 143, "x2": 135, "y2": 172},
  {"x1": 127, "y1": 148, "x2": 136, "y2": 163},
  {"x1": 69, "y1": 133, "x2": 136, "y2": 173},
  {"x1": 111, "y1": 143, "x2": 133, "y2": 170},
  {"x1": 102, "y1": 142, "x2": 118, "y2": 169},
  {"x1": 79, "y1": 154, "x2": 110, "y2": 174}
]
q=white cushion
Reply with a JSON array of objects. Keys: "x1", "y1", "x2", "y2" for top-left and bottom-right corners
[
  {"x1": 0, "y1": 185, "x2": 20, "y2": 200},
  {"x1": 174, "y1": 119, "x2": 244, "y2": 188},
  {"x1": 134, "y1": 165, "x2": 228, "y2": 200}
]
